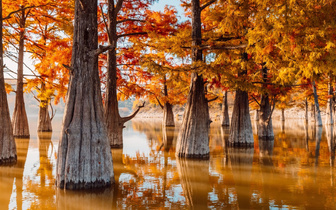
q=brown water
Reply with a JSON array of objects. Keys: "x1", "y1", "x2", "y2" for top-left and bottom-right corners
[{"x1": 0, "y1": 117, "x2": 335, "y2": 209}]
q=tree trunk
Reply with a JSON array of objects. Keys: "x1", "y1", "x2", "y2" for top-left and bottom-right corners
[
  {"x1": 163, "y1": 102, "x2": 175, "y2": 127},
  {"x1": 176, "y1": 74, "x2": 210, "y2": 158},
  {"x1": 12, "y1": 8, "x2": 29, "y2": 138},
  {"x1": 37, "y1": 101, "x2": 52, "y2": 132},
  {"x1": 311, "y1": 103, "x2": 316, "y2": 122},
  {"x1": 254, "y1": 109, "x2": 259, "y2": 121},
  {"x1": 0, "y1": 0, "x2": 16, "y2": 164},
  {"x1": 176, "y1": 0, "x2": 210, "y2": 159},
  {"x1": 312, "y1": 81, "x2": 322, "y2": 126},
  {"x1": 228, "y1": 89, "x2": 253, "y2": 146},
  {"x1": 162, "y1": 125, "x2": 174, "y2": 152},
  {"x1": 281, "y1": 108, "x2": 285, "y2": 121},
  {"x1": 56, "y1": 0, "x2": 114, "y2": 190},
  {"x1": 325, "y1": 77, "x2": 333, "y2": 125},
  {"x1": 305, "y1": 98, "x2": 308, "y2": 122},
  {"x1": 221, "y1": 91, "x2": 230, "y2": 127},
  {"x1": 162, "y1": 77, "x2": 175, "y2": 127},
  {"x1": 258, "y1": 94, "x2": 274, "y2": 140},
  {"x1": 258, "y1": 66, "x2": 274, "y2": 140}
]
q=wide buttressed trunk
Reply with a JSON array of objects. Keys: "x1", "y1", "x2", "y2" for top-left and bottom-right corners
[
  {"x1": 163, "y1": 102, "x2": 175, "y2": 127},
  {"x1": 228, "y1": 89, "x2": 253, "y2": 146},
  {"x1": 258, "y1": 94, "x2": 274, "y2": 140},
  {"x1": 221, "y1": 91, "x2": 230, "y2": 127},
  {"x1": 176, "y1": 0, "x2": 209, "y2": 159},
  {"x1": 37, "y1": 102, "x2": 52, "y2": 132},
  {"x1": 176, "y1": 73, "x2": 210, "y2": 159},
  {"x1": 56, "y1": 0, "x2": 114, "y2": 189},
  {"x1": 12, "y1": 9, "x2": 29, "y2": 138},
  {"x1": 0, "y1": 0, "x2": 16, "y2": 164}
]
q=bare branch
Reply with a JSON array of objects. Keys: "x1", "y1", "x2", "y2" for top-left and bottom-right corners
[
  {"x1": 121, "y1": 102, "x2": 145, "y2": 123},
  {"x1": 2, "y1": 3, "x2": 55, "y2": 20},
  {"x1": 156, "y1": 96, "x2": 164, "y2": 109},
  {"x1": 88, "y1": 44, "x2": 116, "y2": 57},
  {"x1": 117, "y1": 32, "x2": 147, "y2": 39},
  {"x1": 201, "y1": 0, "x2": 217, "y2": 11},
  {"x1": 99, "y1": 4, "x2": 112, "y2": 42},
  {"x1": 117, "y1": 19, "x2": 145, "y2": 24},
  {"x1": 115, "y1": 0, "x2": 124, "y2": 15},
  {"x1": 50, "y1": 102, "x2": 56, "y2": 121},
  {"x1": 207, "y1": 96, "x2": 218, "y2": 103}
]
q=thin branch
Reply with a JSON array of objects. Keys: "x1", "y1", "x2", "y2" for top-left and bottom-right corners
[
  {"x1": 207, "y1": 96, "x2": 218, "y2": 103},
  {"x1": 117, "y1": 32, "x2": 147, "y2": 39},
  {"x1": 121, "y1": 102, "x2": 145, "y2": 123},
  {"x1": 88, "y1": 44, "x2": 116, "y2": 56},
  {"x1": 117, "y1": 19, "x2": 145, "y2": 24},
  {"x1": 251, "y1": 95, "x2": 261, "y2": 106},
  {"x1": 99, "y1": 4, "x2": 112, "y2": 42},
  {"x1": 115, "y1": 0, "x2": 124, "y2": 15},
  {"x1": 49, "y1": 102, "x2": 56, "y2": 121},
  {"x1": 156, "y1": 96, "x2": 164, "y2": 109},
  {"x1": 200, "y1": 0, "x2": 217, "y2": 11},
  {"x1": 2, "y1": 4, "x2": 55, "y2": 20}
]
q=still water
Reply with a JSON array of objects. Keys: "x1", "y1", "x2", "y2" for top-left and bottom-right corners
[{"x1": 0, "y1": 117, "x2": 335, "y2": 209}]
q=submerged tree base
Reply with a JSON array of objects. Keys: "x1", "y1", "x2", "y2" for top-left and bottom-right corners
[
  {"x1": 176, "y1": 153, "x2": 209, "y2": 160},
  {"x1": 0, "y1": 156, "x2": 17, "y2": 165},
  {"x1": 227, "y1": 142, "x2": 254, "y2": 148},
  {"x1": 57, "y1": 180, "x2": 112, "y2": 190}
]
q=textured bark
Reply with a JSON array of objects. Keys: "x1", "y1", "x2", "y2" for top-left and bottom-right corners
[
  {"x1": 325, "y1": 78, "x2": 333, "y2": 125},
  {"x1": 258, "y1": 94, "x2": 274, "y2": 140},
  {"x1": 228, "y1": 89, "x2": 253, "y2": 146},
  {"x1": 176, "y1": 159, "x2": 210, "y2": 209},
  {"x1": 163, "y1": 102, "x2": 175, "y2": 127},
  {"x1": 312, "y1": 81, "x2": 322, "y2": 126},
  {"x1": 176, "y1": 73, "x2": 210, "y2": 158},
  {"x1": 56, "y1": 0, "x2": 114, "y2": 190},
  {"x1": 0, "y1": 0, "x2": 16, "y2": 164},
  {"x1": 104, "y1": 0, "x2": 143, "y2": 148},
  {"x1": 258, "y1": 67, "x2": 274, "y2": 140},
  {"x1": 254, "y1": 110, "x2": 259, "y2": 121},
  {"x1": 12, "y1": 8, "x2": 29, "y2": 138},
  {"x1": 37, "y1": 102, "x2": 52, "y2": 132},
  {"x1": 221, "y1": 91, "x2": 230, "y2": 127},
  {"x1": 176, "y1": 0, "x2": 210, "y2": 159}
]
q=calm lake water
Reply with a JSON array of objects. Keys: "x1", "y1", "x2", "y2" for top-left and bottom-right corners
[{"x1": 0, "y1": 116, "x2": 335, "y2": 209}]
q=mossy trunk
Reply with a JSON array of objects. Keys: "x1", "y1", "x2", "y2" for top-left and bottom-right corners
[
  {"x1": 12, "y1": 9, "x2": 29, "y2": 138},
  {"x1": 312, "y1": 81, "x2": 322, "y2": 127},
  {"x1": 228, "y1": 89, "x2": 253, "y2": 146},
  {"x1": 221, "y1": 91, "x2": 230, "y2": 127},
  {"x1": 176, "y1": 0, "x2": 210, "y2": 159},
  {"x1": 56, "y1": 0, "x2": 114, "y2": 190},
  {"x1": 37, "y1": 101, "x2": 52, "y2": 132},
  {"x1": 163, "y1": 102, "x2": 175, "y2": 127},
  {"x1": 0, "y1": 0, "x2": 16, "y2": 164}
]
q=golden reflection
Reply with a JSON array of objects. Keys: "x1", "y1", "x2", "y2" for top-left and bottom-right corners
[{"x1": 176, "y1": 159, "x2": 210, "y2": 210}]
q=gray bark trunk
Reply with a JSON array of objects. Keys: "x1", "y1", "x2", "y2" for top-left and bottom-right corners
[
  {"x1": 258, "y1": 94, "x2": 274, "y2": 140},
  {"x1": 0, "y1": 0, "x2": 16, "y2": 164},
  {"x1": 176, "y1": 0, "x2": 209, "y2": 159},
  {"x1": 305, "y1": 98, "x2": 308, "y2": 122},
  {"x1": 228, "y1": 89, "x2": 253, "y2": 146},
  {"x1": 258, "y1": 67, "x2": 274, "y2": 140},
  {"x1": 56, "y1": 0, "x2": 114, "y2": 189},
  {"x1": 325, "y1": 79, "x2": 333, "y2": 125},
  {"x1": 281, "y1": 108, "x2": 285, "y2": 121},
  {"x1": 12, "y1": 9, "x2": 29, "y2": 138},
  {"x1": 37, "y1": 101, "x2": 52, "y2": 132},
  {"x1": 221, "y1": 91, "x2": 230, "y2": 127},
  {"x1": 312, "y1": 81, "x2": 322, "y2": 126},
  {"x1": 163, "y1": 102, "x2": 175, "y2": 127}
]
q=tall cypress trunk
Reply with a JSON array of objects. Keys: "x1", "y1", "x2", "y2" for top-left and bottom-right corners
[
  {"x1": 312, "y1": 80, "x2": 322, "y2": 126},
  {"x1": 56, "y1": 0, "x2": 114, "y2": 189},
  {"x1": 221, "y1": 91, "x2": 230, "y2": 127},
  {"x1": 176, "y1": 0, "x2": 209, "y2": 159},
  {"x1": 37, "y1": 101, "x2": 52, "y2": 132},
  {"x1": 37, "y1": 83, "x2": 52, "y2": 132},
  {"x1": 305, "y1": 98, "x2": 308, "y2": 122},
  {"x1": 162, "y1": 77, "x2": 175, "y2": 127},
  {"x1": 0, "y1": 0, "x2": 16, "y2": 164},
  {"x1": 228, "y1": 89, "x2": 253, "y2": 146},
  {"x1": 325, "y1": 75, "x2": 333, "y2": 125},
  {"x1": 311, "y1": 103, "x2": 316, "y2": 123},
  {"x1": 12, "y1": 8, "x2": 29, "y2": 138},
  {"x1": 281, "y1": 108, "x2": 285, "y2": 121},
  {"x1": 105, "y1": 0, "x2": 143, "y2": 148},
  {"x1": 258, "y1": 67, "x2": 274, "y2": 140}
]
